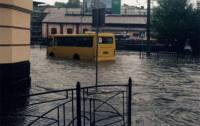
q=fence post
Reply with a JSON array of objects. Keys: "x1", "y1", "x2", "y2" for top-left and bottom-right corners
[
  {"x1": 128, "y1": 78, "x2": 132, "y2": 126},
  {"x1": 76, "y1": 82, "x2": 81, "y2": 126}
]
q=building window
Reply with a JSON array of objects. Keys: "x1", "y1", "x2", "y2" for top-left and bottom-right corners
[
  {"x1": 51, "y1": 28, "x2": 57, "y2": 34},
  {"x1": 83, "y1": 28, "x2": 88, "y2": 33},
  {"x1": 133, "y1": 33, "x2": 139, "y2": 37},
  {"x1": 67, "y1": 28, "x2": 73, "y2": 34}
]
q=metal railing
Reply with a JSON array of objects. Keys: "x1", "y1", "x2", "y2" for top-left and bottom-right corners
[{"x1": 7, "y1": 78, "x2": 133, "y2": 126}]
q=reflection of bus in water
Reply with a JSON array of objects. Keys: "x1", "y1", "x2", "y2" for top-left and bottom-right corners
[{"x1": 47, "y1": 33, "x2": 116, "y2": 61}]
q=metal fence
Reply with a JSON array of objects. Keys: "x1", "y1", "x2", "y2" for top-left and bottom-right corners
[{"x1": 6, "y1": 78, "x2": 133, "y2": 126}]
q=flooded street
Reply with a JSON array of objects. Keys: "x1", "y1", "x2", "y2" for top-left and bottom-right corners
[{"x1": 31, "y1": 47, "x2": 200, "y2": 126}]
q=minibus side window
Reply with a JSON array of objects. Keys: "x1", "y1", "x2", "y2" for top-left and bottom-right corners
[
  {"x1": 55, "y1": 36, "x2": 93, "y2": 47},
  {"x1": 98, "y1": 37, "x2": 113, "y2": 44}
]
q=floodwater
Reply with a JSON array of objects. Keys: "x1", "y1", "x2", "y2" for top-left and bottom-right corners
[{"x1": 30, "y1": 47, "x2": 200, "y2": 126}]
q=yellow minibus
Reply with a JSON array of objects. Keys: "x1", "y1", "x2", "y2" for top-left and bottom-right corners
[{"x1": 47, "y1": 33, "x2": 116, "y2": 61}]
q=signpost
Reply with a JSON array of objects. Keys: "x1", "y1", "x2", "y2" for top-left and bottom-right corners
[{"x1": 92, "y1": 1, "x2": 105, "y2": 87}]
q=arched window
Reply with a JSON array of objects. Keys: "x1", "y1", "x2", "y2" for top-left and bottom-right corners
[
  {"x1": 67, "y1": 28, "x2": 73, "y2": 34},
  {"x1": 51, "y1": 28, "x2": 57, "y2": 34}
]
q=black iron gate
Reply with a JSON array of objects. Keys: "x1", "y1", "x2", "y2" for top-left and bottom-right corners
[{"x1": 6, "y1": 78, "x2": 132, "y2": 126}]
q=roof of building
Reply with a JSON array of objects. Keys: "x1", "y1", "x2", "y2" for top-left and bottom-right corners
[
  {"x1": 33, "y1": 1, "x2": 45, "y2": 4},
  {"x1": 42, "y1": 8, "x2": 147, "y2": 25}
]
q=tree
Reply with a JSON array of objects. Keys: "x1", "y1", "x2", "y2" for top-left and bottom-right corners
[
  {"x1": 189, "y1": 9, "x2": 200, "y2": 56},
  {"x1": 66, "y1": 0, "x2": 81, "y2": 8},
  {"x1": 151, "y1": 0, "x2": 199, "y2": 55},
  {"x1": 54, "y1": 2, "x2": 66, "y2": 8}
]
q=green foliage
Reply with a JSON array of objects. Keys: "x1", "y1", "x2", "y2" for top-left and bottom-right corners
[
  {"x1": 66, "y1": 0, "x2": 81, "y2": 8},
  {"x1": 54, "y1": 2, "x2": 66, "y2": 8},
  {"x1": 151, "y1": 0, "x2": 200, "y2": 55},
  {"x1": 189, "y1": 9, "x2": 200, "y2": 56}
]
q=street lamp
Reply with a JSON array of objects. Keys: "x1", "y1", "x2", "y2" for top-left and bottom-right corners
[{"x1": 92, "y1": 0, "x2": 105, "y2": 88}]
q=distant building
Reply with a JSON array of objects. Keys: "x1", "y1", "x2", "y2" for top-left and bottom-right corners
[
  {"x1": 121, "y1": 6, "x2": 147, "y2": 16},
  {"x1": 85, "y1": 0, "x2": 121, "y2": 14},
  {"x1": 42, "y1": 8, "x2": 147, "y2": 40},
  {"x1": 31, "y1": 1, "x2": 48, "y2": 44},
  {"x1": 62, "y1": 5, "x2": 147, "y2": 16}
]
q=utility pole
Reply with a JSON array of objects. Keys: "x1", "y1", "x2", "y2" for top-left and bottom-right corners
[
  {"x1": 146, "y1": 0, "x2": 151, "y2": 56},
  {"x1": 80, "y1": 0, "x2": 85, "y2": 33},
  {"x1": 95, "y1": 21, "x2": 99, "y2": 88}
]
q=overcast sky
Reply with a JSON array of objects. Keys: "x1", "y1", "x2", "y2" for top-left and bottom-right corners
[{"x1": 34, "y1": 0, "x2": 197, "y2": 7}]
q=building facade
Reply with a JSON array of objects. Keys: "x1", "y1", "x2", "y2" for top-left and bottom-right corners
[
  {"x1": 0, "y1": 0, "x2": 32, "y2": 115},
  {"x1": 42, "y1": 8, "x2": 147, "y2": 40}
]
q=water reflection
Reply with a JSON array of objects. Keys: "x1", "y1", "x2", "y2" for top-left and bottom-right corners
[{"x1": 31, "y1": 47, "x2": 200, "y2": 126}]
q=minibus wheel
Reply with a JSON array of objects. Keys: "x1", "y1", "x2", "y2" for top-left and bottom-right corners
[
  {"x1": 49, "y1": 52, "x2": 55, "y2": 57},
  {"x1": 73, "y1": 54, "x2": 80, "y2": 60}
]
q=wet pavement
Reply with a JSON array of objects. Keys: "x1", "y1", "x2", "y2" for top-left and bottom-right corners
[{"x1": 30, "y1": 47, "x2": 200, "y2": 126}]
